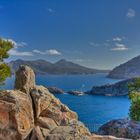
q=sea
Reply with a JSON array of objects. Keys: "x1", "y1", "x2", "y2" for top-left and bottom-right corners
[{"x1": 1, "y1": 73, "x2": 130, "y2": 132}]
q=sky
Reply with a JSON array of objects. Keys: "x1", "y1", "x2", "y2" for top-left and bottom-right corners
[{"x1": 0, "y1": 0, "x2": 140, "y2": 69}]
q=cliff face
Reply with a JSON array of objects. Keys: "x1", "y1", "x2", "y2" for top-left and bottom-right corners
[
  {"x1": 0, "y1": 65, "x2": 128, "y2": 140},
  {"x1": 108, "y1": 55, "x2": 140, "y2": 79}
]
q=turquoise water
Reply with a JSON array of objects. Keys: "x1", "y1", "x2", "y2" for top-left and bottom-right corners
[{"x1": 2, "y1": 73, "x2": 130, "y2": 132}]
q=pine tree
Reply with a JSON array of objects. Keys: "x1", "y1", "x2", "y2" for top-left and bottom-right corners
[{"x1": 0, "y1": 38, "x2": 13, "y2": 84}]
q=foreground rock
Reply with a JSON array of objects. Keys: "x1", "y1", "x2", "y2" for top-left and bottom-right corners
[
  {"x1": 87, "y1": 79, "x2": 134, "y2": 96},
  {"x1": 0, "y1": 65, "x2": 132, "y2": 140},
  {"x1": 47, "y1": 86, "x2": 64, "y2": 94},
  {"x1": 98, "y1": 119, "x2": 140, "y2": 140},
  {"x1": 68, "y1": 90, "x2": 85, "y2": 96},
  {"x1": 0, "y1": 90, "x2": 34, "y2": 140}
]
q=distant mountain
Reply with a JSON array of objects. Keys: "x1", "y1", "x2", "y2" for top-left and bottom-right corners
[
  {"x1": 108, "y1": 55, "x2": 140, "y2": 79},
  {"x1": 9, "y1": 59, "x2": 109, "y2": 75}
]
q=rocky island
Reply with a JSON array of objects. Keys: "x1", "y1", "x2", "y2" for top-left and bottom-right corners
[
  {"x1": 67, "y1": 90, "x2": 85, "y2": 96},
  {"x1": 0, "y1": 65, "x2": 128, "y2": 140}
]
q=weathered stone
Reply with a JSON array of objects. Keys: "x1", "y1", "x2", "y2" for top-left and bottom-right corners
[
  {"x1": 47, "y1": 120, "x2": 91, "y2": 140},
  {"x1": 30, "y1": 85, "x2": 78, "y2": 125},
  {"x1": 14, "y1": 65, "x2": 35, "y2": 94},
  {"x1": 98, "y1": 119, "x2": 140, "y2": 140},
  {"x1": 37, "y1": 117, "x2": 57, "y2": 130},
  {"x1": 0, "y1": 90, "x2": 34, "y2": 140}
]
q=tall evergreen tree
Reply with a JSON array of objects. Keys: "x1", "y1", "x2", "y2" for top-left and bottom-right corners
[{"x1": 0, "y1": 38, "x2": 13, "y2": 84}]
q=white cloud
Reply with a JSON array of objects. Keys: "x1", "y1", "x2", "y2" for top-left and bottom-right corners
[
  {"x1": 3, "y1": 38, "x2": 27, "y2": 48},
  {"x1": 111, "y1": 43, "x2": 128, "y2": 51},
  {"x1": 9, "y1": 49, "x2": 33, "y2": 56},
  {"x1": 113, "y1": 37, "x2": 122, "y2": 42},
  {"x1": 33, "y1": 49, "x2": 61, "y2": 56},
  {"x1": 89, "y1": 42, "x2": 109, "y2": 47},
  {"x1": 127, "y1": 8, "x2": 135, "y2": 18},
  {"x1": 89, "y1": 42, "x2": 100, "y2": 47},
  {"x1": 47, "y1": 8, "x2": 55, "y2": 13},
  {"x1": 4, "y1": 38, "x2": 32, "y2": 56}
]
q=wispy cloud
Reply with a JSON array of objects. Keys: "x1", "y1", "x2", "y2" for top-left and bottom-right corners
[
  {"x1": 4, "y1": 39, "x2": 27, "y2": 48},
  {"x1": 89, "y1": 42, "x2": 109, "y2": 47},
  {"x1": 9, "y1": 49, "x2": 33, "y2": 56},
  {"x1": 113, "y1": 37, "x2": 122, "y2": 42},
  {"x1": 33, "y1": 49, "x2": 61, "y2": 56},
  {"x1": 111, "y1": 43, "x2": 128, "y2": 51},
  {"x1": 6, "y1": 38, "x2": 33, "y2": 56},
  {"x1": 126, "y1": 8, "x2": 135, "y2": 18},
  {"x1": 47, "y1": 8, "x2": 55, "y2": 13}
]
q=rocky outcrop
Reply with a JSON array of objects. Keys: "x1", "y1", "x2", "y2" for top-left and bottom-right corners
[
  {"x1": 0, "y1": 65, "x2": 132, "y2": 140},
  {"x1": 0, "y1": 65, "x2": 92, "y2": 140},
  {"x1": 15, "y1": 65, "x2": 35, "y2": 94},
  {"x1": 47, "y1": 87, "x2": 64, "y2": 94},
  {"x1": 67, "y1": 90, "x2": 85, "y2": 96},
  {"x1": 87, "y1": 79, "x2": 134, "y2": 96},
  {"x1": 98, "y1": 119, "x2": 140, "y2": 140}
]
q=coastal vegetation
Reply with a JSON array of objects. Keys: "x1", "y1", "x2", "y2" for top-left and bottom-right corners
[
  {"x1": 128, "y1": 78, "x2": 140, "y2": 121},
  {"x1": 0, "y1": 38, "x2": 13, "y2": 84}
]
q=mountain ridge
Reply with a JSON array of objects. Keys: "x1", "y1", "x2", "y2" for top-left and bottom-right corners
[
  {"x1": 9, "y1": 59, "x2": 110, "y2": 75},
  {"x1": 108, "y1": 55, "x2": 140, "y2": 79}
]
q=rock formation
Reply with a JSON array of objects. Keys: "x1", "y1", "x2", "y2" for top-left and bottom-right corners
[
  {"x1": 67, "y1": 90, "x2": 85, "y2": 96},
  {"x1": 87, "y1": 79, "x2": 135, "y2": 96},
  {"x1": 98, "y1": 119, "x2": 140, "y2": 140},
  {"x1": 47, "y1": 87, "x2": 64, "y2": 94},
  {"x1": 0, "y1": 65, "x2": 131, "y2": 140}
]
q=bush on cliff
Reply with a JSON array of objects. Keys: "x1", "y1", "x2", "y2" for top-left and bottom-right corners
[
  {"x1": 128, "y1": 78, "x2": 140, "y2": 121},
  {"x1": 0, "y1": 38, "x2": 13, "y2": 84}
]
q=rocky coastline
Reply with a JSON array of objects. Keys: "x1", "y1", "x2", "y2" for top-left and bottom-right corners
[
  {"x1": 0, "y1": 65, "x2": 129, "y2": 140},
  {"x1": 87, "y1": 79, "x2": 135, "y2": 96}
]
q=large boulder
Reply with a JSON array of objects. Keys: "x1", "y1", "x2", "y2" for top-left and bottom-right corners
[
  {"x1": 46, "y1": 120, "x2": 91, "y2": 140},
  {"x1": 14, "y1": 65, "x2": 35, "y2": 94},
  {"x1": 98, "y1": 119, "x2": 140, "y2": 140},
  {"x1": 0, "y1": 90, "x2": 34, "y2": 140}
]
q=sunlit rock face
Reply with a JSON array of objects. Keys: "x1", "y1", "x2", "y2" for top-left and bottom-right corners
[{"x1": 0, "y1": 65, "x2": 132, "y2": 140}]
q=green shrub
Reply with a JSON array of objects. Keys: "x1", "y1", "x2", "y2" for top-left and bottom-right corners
[{"x1": 128, "y1": 78, "x2": 140, "y2": 121}]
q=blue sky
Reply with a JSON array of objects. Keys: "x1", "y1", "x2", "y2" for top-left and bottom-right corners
[{"x1": 0, "y1": 0, "x2": 140, "y2": 69}]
